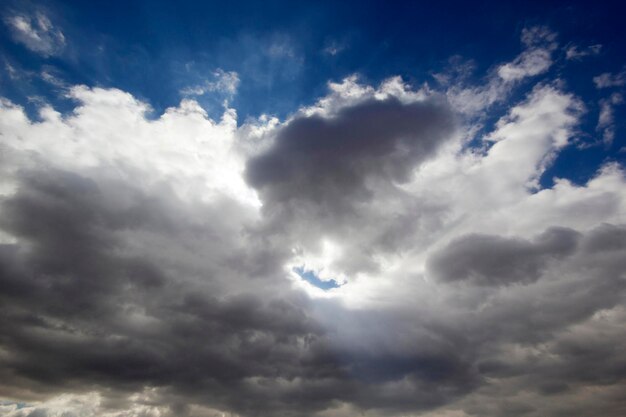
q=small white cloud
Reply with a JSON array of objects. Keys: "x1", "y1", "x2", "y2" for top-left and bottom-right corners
[
  {"x1": 4, "y1": 11, "x2": 65, "y2": 57},
  {"x1": 180, "y1": 68, "x2": 240, "y2": 97},
  {"x1": 498, "y1": 26, "x2": 557, "y2": 82},
  {"x1": 498, "y1": 49, "x2": 553, "y2": 81},
  {"x1": 597, "y1": 92, "x2": 623, "y2": 146},
  {"x1": 3, "y1": 60, "x2": 21, "y2": 80},
  {"x1": 565, "y1": 44, "x2": 602, "y2": 60},
  {"x1": 266, "y1": 37, "x2": 296, "y2": 58},
  {"x1": 521, "y1": 26, "x2": 557, "y2": 47},
  {"x1": 432, "y1": 55, "x2": 476, "y2": 86},
  {"x1": 593, "y1": 69, "x2": 626, "y2": 88}
]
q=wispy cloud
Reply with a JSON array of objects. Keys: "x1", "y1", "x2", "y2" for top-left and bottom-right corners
[
  {"x1": 498, "y1": 26, "x2": 557, "y2": 81},
  {"x1": 597, "y1": 92, "x2": 623, "y2": 146},
  {"x1": 565, "y1": 43, "x2": 602, "y2": 60},
  {"x1": 4, "y1": 11, "x2": 65, "y2": 57},
  {"x1": 180, "y1": 68, "x2": 240, "y2": 97},
  {"x1": 594, "y1": 68, "x2": 626, "y2": 88},
  {"x1": 438, "y1": 26, "x2": 559, "y2": 116},
  {"x1": 322, "y1": 39, "x2": 348, "y2": 56}
]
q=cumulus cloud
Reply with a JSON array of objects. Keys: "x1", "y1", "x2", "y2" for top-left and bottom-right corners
[
  {"x1": 3, "y1": 11, "x2": 65, "y2": 57},
  {"x1": 1, "y1": 29, "x2": 626, "y2": 417}
]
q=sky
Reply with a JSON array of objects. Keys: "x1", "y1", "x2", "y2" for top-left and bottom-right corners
[{"x1": 0, "y1": 1, "x2": 625, "y2": 416}]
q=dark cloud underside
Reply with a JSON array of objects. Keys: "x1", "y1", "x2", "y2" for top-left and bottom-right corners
[{"x1": 246, "y1": 97, "x2": 455, "y2": 210}]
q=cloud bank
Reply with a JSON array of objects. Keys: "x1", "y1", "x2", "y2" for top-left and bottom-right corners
[{"x1": 0, "y1": 26, "x2": 625, "y2": 417}]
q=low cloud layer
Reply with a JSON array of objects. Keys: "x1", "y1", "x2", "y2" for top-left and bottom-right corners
[{"x1": 0, "y1": 24, "x2": 626, "y2": 417}]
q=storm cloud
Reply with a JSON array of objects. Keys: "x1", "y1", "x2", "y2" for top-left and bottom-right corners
[
  {"x1": 1, "y1": 24, "x2": 626, "y2": 417},
  {"x1": 427, "y1": 227, "x2": 580, "y2": 286},
  {"x1": 0, "y1": 168, "x2": 345, "y2": 416},
  {"x1": 246, "y1": 96, "x2": 455, "y2": 210}
]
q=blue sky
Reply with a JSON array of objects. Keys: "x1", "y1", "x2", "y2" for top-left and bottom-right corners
[
  {"x1": 1, "y1": 2, "x2": 626, "y2": 417},
  {"x1": 293, "y1": 266, "x2": 341, "y2": 290}
]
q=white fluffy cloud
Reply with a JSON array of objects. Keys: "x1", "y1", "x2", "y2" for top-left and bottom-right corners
[{"x1": 0, "y1": 85, "x2": 253, "y2": 206}]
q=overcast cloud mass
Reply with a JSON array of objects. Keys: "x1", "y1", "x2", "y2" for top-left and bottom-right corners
[{"x1": 0, "y1": 1, "x2": 625, "y2": 417}]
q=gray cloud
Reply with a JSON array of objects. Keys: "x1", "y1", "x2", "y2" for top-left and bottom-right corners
[
  {"x1": 0, "y1": 166, "x2": 481, "y2": 416},
  {"x1": 7, "y1": 165, "x2": 623, "y2": 417},
  {"x1": 243, "y1": 96, "x2": 456, "y2": 277},
  {"x1": 246, "y1": 96, "x2": 455, "y2": 212},
  {"x1": 427, "y1": 227, "x2": 580, "y2": 286},
  {"x1": 0, "y1": 168, "x2": 345, "y2": 416}
]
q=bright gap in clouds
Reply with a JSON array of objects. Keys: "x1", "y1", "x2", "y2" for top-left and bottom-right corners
[{"x1": 293, "y1": 266, "x2": 342, "y2": 290}]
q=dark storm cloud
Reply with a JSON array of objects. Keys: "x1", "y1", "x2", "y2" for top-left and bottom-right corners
[
  {"x1": 245, "y1": 96, "x2": 455, "y2": 211},
  {"x1": 427, "y1": 227, "x2": 580, "y2": 286},
  {"x1": 0, "y1": 168, "x2": 349, "y2": 416},
  {"x1": 581, "y1": 222, "x2": 626, "y2": 252},
  {"x1": 1, "y1": 164, "x2": 626, "y2": 417},
  {"x1": 0, "y1": 166, "x2": 481, "y2": 416}
]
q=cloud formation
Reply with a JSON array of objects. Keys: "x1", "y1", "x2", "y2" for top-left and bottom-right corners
[{"x1": 0, "y1": 24, "x2": 625, "y2": 417}]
